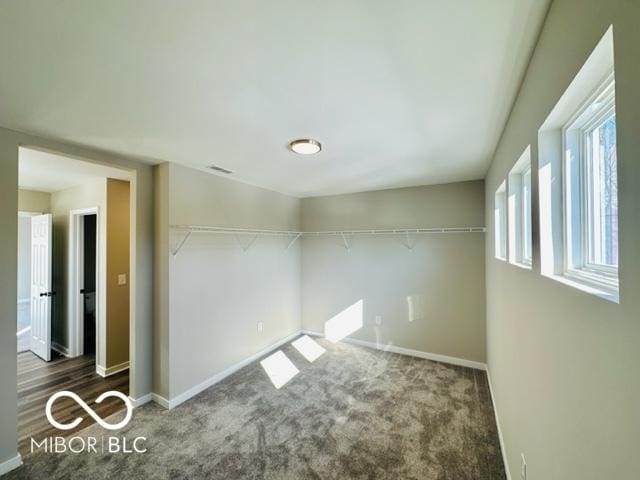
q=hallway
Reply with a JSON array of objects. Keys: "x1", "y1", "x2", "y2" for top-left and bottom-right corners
[{"x1": 17, "y1": 352, "x2": 128, "y2": 455}]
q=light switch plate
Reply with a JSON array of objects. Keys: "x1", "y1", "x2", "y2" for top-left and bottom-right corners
[{"x1": 117, "y1": 274, "x2": 127, "y2": 286}]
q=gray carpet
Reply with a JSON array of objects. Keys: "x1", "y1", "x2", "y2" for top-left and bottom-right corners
[{"x1": 7, "y1": 336, "x2": 505, "y2": 479}]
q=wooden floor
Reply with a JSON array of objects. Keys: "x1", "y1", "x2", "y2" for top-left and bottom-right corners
[{"x1": 17, "y1": 351, "x2": 129, "y2": 455}]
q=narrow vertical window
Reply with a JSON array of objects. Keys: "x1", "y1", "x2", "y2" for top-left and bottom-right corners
[
  {"x1": 537, "y1": 26, "x2": 618, "y2": 302},
  {"x1": 563, "y1": 73, "x2": 618, "y2": 293},
  {"x1": 494, "y1": 181, "x2": 507, "y2": 261},
  {"x1": 522, "y1": 167, "x2": 532, "y2": 264},
  {"x1": 508, "y1": 146, "x2": 532, "y2": 268}
]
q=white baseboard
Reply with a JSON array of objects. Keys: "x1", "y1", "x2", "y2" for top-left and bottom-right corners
[
  {"x1": 164, "y1": 330, "x2": 303, "y2": 410},
  {"x1": 52, "y1": 341, "x2": 71, "y2": 357},
  {"x1": 301, "y1": 330, "x2": 487, "y2": 371},
  {"x1": 151, "y1": 393, "x2": 170, "y2": 409},
  {"x1": 0, "y1": 454, "x2": 22, "y2": 476},
  {"x1": 129, "y1": 393, "x2": 153, "y2": 408},
  {"x1": 486, "y1": 368, "x2": 511, "y2": 480},
  {"x1": 96, "y1": 361, "x2": 130, "y2": 378}
]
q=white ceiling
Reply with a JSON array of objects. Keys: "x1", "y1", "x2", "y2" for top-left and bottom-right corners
[
  {"x1": 0, "y1": 1, "x2": 550, "y2": 197},
  {"x1": 19, "y1": 147, "x2": 130, "y2": 193}
]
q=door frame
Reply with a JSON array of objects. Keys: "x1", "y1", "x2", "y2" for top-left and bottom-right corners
[{"x1": 69, "y1": 207, "x2": 100, "y2": 360}]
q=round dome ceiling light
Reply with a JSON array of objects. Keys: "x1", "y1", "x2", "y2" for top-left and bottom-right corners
[{"x1": 288, "y1": 138, "x2": 321, "y2": 155}]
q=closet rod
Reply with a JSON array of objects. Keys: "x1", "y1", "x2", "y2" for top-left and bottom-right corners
[
  {"x1": 170, "y1": 225, "x2": 486, "y2": 255},
  {"x1": 171, "y1": 225, "x2": 486, "y2": 235}
]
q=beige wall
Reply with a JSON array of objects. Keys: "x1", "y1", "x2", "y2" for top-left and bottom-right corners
[
  {"x1": 18, "y1": 189, "x2": 50, "y2": 213},
  {"x1": 153, "y1": 163, "x2": 171, "y2": 398},
  {"x1": 0, "y1": 128, "x2": 154, "y2": 466},
  {"x1": 301, "y1": 181, "x2": 486, "y2": 362},
  {"x1": 156, "y1": 163, "x2": 302, "y2": 401},
  {"x1": 485, "y1": 1, "x2": 640, "y2": 478},
  {"x1": 106, "y1": 179, "x2": 130, "y2": 368},
  {"x1": 50, "y1": 179, "x2": 107, "y2": 353}
]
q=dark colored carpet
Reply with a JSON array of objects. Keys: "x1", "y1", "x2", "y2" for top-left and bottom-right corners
[{"x1": 7, "y1": 336, "x2": 505, "y2": 479}]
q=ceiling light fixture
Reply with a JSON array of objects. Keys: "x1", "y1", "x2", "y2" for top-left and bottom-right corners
[{"x1": 288, "y1": 138, "x2": 321, "y2": 155}]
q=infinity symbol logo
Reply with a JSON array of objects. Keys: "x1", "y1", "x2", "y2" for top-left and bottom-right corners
[{"x1": 45, "y1": 391, "x2": 133, "y2": 431}]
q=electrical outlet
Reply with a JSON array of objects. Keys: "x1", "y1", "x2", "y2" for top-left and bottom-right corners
[
  {"x1": 374, "y1": 315, "x2": 382, "y2": 326},
  {"x1": 520, "y1": 453, "x2": 527, "y2": 480},
  {"x1": 257, "y1": 322, "x2": 263, "y2": 333},
  {"x1": 117, "y1": 274, "x2": 127, "y2": 286}
]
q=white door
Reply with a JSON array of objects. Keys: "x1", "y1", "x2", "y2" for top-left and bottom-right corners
[{"x1": 30, "y1": 214, "x2": 53, "y2": 361}]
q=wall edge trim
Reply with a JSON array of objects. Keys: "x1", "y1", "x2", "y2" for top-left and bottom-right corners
[
  {"x1": 486, "y1": 368, "x2": 512, "y2": 480},
  {"x1": 301, "y1": 330, "x2": 487, "y2": 370},
  {"x1": 164, "y1": 330, "x2": 303, "y2": 410},
  {"x1": 96, "y1": 361, "x2": 130, "y2": 378},
  {"x1": 0, "y1": 454, "x2": 22, "y2": 476}
]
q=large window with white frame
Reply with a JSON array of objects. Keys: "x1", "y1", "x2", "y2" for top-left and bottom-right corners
[
  {"x1": 494, "y1": 181, "x2": 507, "y2": 261},
  {"x1": 563, "y1": 72, "x2": 618, "y2": 293},
  {"x1": 508, "y1": 146, "x2": 532, "y2": 268},
  {"x1": 538, "y1": 26, "x2": 618, "y2": 302}
]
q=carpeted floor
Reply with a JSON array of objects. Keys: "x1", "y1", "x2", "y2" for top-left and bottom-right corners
[{"x1": 7, "y1": 336, "x2": 505, "y2": 479}]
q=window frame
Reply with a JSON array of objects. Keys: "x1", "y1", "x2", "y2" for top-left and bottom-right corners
[
  {"x1": 507, "y1": 147, "x2": 532, "y2": 269},
  {"x1": 521, "y1": 166, "x2": 533, "y2": 266},
  {"x1": 494, "y1": 181, "x2": 507, "y2": 261},
  {"x1": 562, "y1": 72, "x2": 618, "y2": 293}
]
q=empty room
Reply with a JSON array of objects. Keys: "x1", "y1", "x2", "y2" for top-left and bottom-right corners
[{"x1": 0, "y1": 1, "x2": 638, "y2": 479}]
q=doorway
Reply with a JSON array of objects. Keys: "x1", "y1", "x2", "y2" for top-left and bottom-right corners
[
  {"x1": 81, "y1": 213, "x2": 97, "y2": 355},
  {"x1": 69, "y1": 208, "x2": 99, "y2": 358},
  {"x1": 15, "y1": 147, "x2": 136, "y2": 456}
]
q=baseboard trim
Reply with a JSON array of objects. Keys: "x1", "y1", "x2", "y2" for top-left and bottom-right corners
[
  {"x1": 486, "y1": 368, "x2": 511, "y2": 480},
  {"x1": 96, "y1": 361, "x2": 130, "y2": 378},
  {"x1": 0, "y1": 454, "x2": 22, "y2": 476},
  {"x1": 301, "y1": 330, "x2": 487, "y2": 371},
  {"x1": 51, "y1": 341, "x2": 71, "y2": 357},
  {"x1": 129, "y1": 393, "x2": 153, "y2": 408},
  {"x1": 165, "y1": 330, "x2": 303, "y2": 410},
  {"x1": 151, "y1": 393, "x2": 170, "y2": 409}
]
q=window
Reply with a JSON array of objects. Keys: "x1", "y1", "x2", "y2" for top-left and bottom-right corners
[
  {"x1": 563, "y1": 74, "x2": 618, "y2": 292},
  {"x1": 522, "y1": 168, "x2": 532, "y2": 263},
  {"x1": 494, "y1": 181, "x2": 507, "y2": 261},
  {"x1": 538, "y1": 26, "x2": 618, "y2": 302},
  {"x1": 508, "y1": 147, "x2": 532, "y2": 268}
]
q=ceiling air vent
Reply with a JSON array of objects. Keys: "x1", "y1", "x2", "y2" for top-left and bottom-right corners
[{"x1": 208, "y1": 164, "x2": 233, "y2": 174}]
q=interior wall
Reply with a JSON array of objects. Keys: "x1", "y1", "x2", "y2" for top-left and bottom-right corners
[
  {"x1": 0, "y1": 127, "x2": 154, "y2": 467},
  {"x1": 160, "y1": 163, "x2": 302, "y2": 400},
  {"x1": 0, "y1": 130, "x2": 19, "y2": 466},
  {"x1": 17, "y1": 189, "x2": 50, "y2": 213},
  {"x1": 106, "y1": 179, "x2": 130, "y2": 368},
  {"x1": 153, "y1": 163, "x2": 170, "y2": 399},
  {"x1": 484, "y1": 1, "x2": 640, "y2": 478},
  {"x1": 50, "y1": 179, "x2": 107, "y2": 357},
  {"x1": 301, "y1": 181, "x2": 486, "y2": 362}
]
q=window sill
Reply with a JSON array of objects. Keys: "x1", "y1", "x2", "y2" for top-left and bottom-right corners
[
  {"x1": 544, "y1": 271, "x2": 619, "y2": 304},
  {"x1": 510, "y1": 260, "x2": 532, "y2": 270}
]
